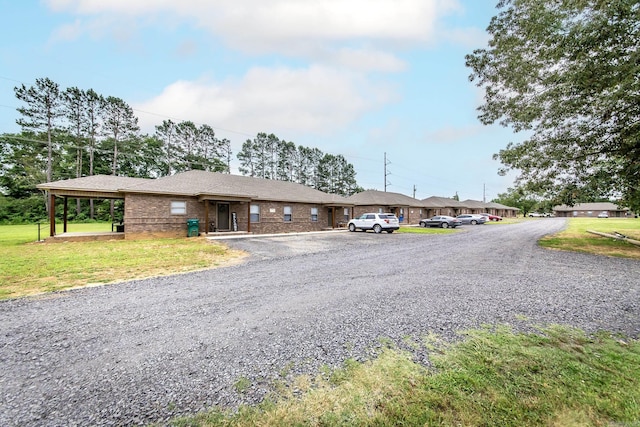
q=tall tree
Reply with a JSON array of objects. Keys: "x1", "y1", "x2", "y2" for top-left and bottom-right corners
[
  {"x1": 82, "y1": 89, "x2": 103, "y2": 176},
  {"x1": 175, "y1": 121, "x2": 198, "y2": 171},
  {"x1": 101, "y1": 96, "x2": 138, "y2": 219},
  {"x1": 492, "y1": 187, "x2": 537, "y2": 217},
  {"x1": 63, "y1": 87, "x2": 87, "y2": 215},
  {"x1": 219, "y1": 138, "x2": 232, "y2": 173},
  {"x1": 466, "y1": 0, "x2": 640, "y2": 211},
  {"x1": 265, "y1": 133, "x2": 280, "y2": 179},
  {"x1": 101, "y1": 96, "x2": 139, "y2": 176},
  {"x1": 14, "y1": 77, "x2": 63, "y2": 185},
  {"x1": 196, "y1": 124, "x2": 220, "y2": 171},
  {"x1": 237, "y1": 138, "x2": 258, "y2": 177},
  {"x1": 276, "y1": 140, "x2": 297, "y2": 181},
  {"x1": 155, "y1": 119, "x2": 177, "y2": 176},
  {"x1": 83, "y1": 89, "x2": 104, "y2": 219}
]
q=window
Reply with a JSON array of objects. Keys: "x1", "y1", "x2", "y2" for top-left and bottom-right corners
[
  {"x1": 311, "y1": 207, "x2": 318, "y2": 222},
  {"x1": 171, "y1": 201, "x2": 186, "y2": 215},
  {"x1": 250, "y1": 204, "x2": 260, "y2": 223},
  {"x1": 284, "y1": 206, "x2": 292, "y2": 222},
  {"x1": 343, "y1": 208, "x2": 349, "y2": 222}
]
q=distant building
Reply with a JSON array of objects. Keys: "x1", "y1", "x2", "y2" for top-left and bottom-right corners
[{"x1": 553, "y1": 202, "x2": 631, "y2": 218}]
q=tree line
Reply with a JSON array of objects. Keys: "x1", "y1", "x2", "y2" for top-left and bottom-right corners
[
  {"x1": 237, "y1": 133, "x2": 361, "y2": 196},
  {"x1": 0, "y1": 77, "x2": 362, "y2": 223}
]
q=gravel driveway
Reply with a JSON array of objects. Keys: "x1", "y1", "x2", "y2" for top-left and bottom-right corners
[{"x1": 1, "y1": 218, "x2": 639, "y2": 426}]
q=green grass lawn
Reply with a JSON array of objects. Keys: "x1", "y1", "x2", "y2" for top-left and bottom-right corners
[
  {"x1": 0, "y1": 223, "x2": 244, "y2": 299},
  {"x1": 540, "y1": 218, "x2": 640, "y2": 259},
  {"x1": 169, "y1": 325, "x2": 640, "y2": 427}
]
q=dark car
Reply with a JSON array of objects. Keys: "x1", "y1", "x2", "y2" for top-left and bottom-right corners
[{"x1": 419, "y1": 215, "x2": 462, "y2": 229}]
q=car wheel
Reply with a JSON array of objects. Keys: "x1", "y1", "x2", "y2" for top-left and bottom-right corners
[
  {"x1": 348, "y1": 223, "x2": 356, "y2": 232},
  {"x1": 420, "y1": 222, "x2": 427, "y2": 227},
  {"x1": 373, "y1": 224, "x2": 382, "y2": 234},
  {"x1": 441, "y1": 222, "x2": 449, "y2": 229},
  {"x1": 471, "y1": 220, "x2": 477, "y2": 225}
]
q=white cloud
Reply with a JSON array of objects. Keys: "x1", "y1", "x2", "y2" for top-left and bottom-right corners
[
  {"x1": 330, "y1": 48, "x2": 407, "y2": 73},
  {"x1": 133, "y1": 65, "x2": 395, "y2": 136},
  {"x1": 45, "y1": 0, "x2": 464, "y2": 55}
]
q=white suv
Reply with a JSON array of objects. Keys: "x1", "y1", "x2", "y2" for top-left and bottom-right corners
[{"x1": 347, "y1": 213, "x2": 400, "y2": 233}]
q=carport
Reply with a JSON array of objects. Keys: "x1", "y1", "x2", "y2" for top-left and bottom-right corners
[{"x1": 37, "y1": 175, "x2": 150, "y2": 238}]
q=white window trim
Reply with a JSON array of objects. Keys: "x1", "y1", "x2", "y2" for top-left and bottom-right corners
[
  {"x1": 250, "y1": 204, "x2": 260, "y2": 223},
  {"x1": 171, "y1": 201, "x2": 187, "y2": 215}
]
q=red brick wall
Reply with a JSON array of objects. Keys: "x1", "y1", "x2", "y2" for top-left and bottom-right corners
[
  {"x1": 247, "y1": 201, "x2": 327, "y2": 234},
  {"x1": 124, "y1": 194, "x2": 339, "y2": 237},
  {"x1": 124, "y1": 194, "x2": 205, "y2": 238}
]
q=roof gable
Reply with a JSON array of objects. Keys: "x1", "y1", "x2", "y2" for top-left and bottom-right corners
[{"x1": 347, "y1": 190, "x2": 422, "y2": 206}]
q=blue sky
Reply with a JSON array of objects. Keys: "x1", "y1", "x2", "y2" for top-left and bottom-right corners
[{"x1": 0, "y1": 0, "x2": 521, "y2": 201}]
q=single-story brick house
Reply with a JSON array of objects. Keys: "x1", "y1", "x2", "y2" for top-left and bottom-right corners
[
  {"x1": 420, "y1": 197, "x2": 519, "y2": 218},
  {"x1": 421, "y1": 196, "x2": 466, "y2": 217},
  {"x1": 346, "y1": 190, "x2": 425, "y2": 224},
  {"x1": 482, "y1": 201, "x2": 519, "y2": 218},
  {"x1": 553, "y1": 202, "x2": 632, "y2": 218},
  {"x1": 38, "y1": 170, "x2": 354, "y2": 239}
]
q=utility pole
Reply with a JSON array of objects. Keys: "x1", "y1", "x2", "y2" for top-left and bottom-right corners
[
  {"x1": 413, "y1": 185, "x2": 417, "y2": 198},
  {"x1": 384, "y1": 152, "x2": 391, "y2": 192},
  {"x1": 483, "y1": 183, "x2": 486, "y2": 203}
]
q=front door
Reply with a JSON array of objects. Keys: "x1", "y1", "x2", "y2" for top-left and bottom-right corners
[
  {"x1": 327, "y1": 207, "x2": 334, "y2": 228},
  {"x1": 217, "y1": 203, "x2": 230, "y2": 230}
]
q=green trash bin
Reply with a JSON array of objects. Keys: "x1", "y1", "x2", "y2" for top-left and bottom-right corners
[{"x1": 187, "y1": 218, "x2": 200, "y2": 237}]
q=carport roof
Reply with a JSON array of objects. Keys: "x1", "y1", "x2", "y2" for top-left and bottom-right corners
[{"x1": 37, "y1": 175, "x2": 150, "y2": 198}]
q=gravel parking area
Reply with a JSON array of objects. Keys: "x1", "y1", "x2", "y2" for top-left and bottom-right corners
[{"x1": 1, "y1": 218, "x2": 639, "y2": 426}]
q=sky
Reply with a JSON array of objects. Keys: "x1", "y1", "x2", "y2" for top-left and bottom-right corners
[{"x1": 0, "y1": 0, "x2": 522, "y2": 202}]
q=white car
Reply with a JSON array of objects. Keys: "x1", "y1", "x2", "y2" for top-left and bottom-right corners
[
  {"x1": 348, "y1": 213, "x2": 400, "y2": 233},
  {"x1": 597, "y1": 211, "x2": 609, "y2": 218}
]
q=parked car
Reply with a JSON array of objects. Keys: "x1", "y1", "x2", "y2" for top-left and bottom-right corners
[
  {"x1": 347, "y1": 213, "x2": 399, "y2": 233},
  {"x1": 528, "y1": 212, "x2": 542, "y2": 217},
  {"x1": 419, "y1": 215, "x2": 462, "y2": 229},
  {"x1": 597, "y1": 211, "x2": 609, "y2": 218},
  {"x1": 479, "y1": 213, "x2": 503, "y2": 221},
  {"x1": 456, "y1": 214, "x2": 487, "y2": 225}
]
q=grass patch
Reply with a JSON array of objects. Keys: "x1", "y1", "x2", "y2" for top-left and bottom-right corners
[
  {"x1": 0, "y1": 223, "x2": 246, "y2": 300},
  {"x1": 397, "y1": 226, "x2": 461, "y2": 234},
  {"x1": 540, "y1": 218, "x2": 640, "y2": 259},
  {"x1": 169, "y1": 325, "x2": 640, "y2": 427}
]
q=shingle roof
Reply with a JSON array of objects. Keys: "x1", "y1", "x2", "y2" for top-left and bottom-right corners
[
  {"x1": 421, "y1": 196, "x2": 465, "y2": 208},
  {"x1": 347, "y1": 190, "x2": 423, "y2": 207},
  {"x1": 484, "y1": 201, "x2": 520, "y2": 211},
  {"x1": 460, "y1": 199, "x2": 487, "y2": 209},
  {"x1": 37, "y1": 175, "x2": 150, "y2": 193},
  {"x1": 40, "y1": 170, "x2": 352, "y2": 205}
]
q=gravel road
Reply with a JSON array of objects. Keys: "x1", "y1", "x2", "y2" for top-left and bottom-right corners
[{"x1": 1, "y1": 218, "x2": 639, "y2": 426}]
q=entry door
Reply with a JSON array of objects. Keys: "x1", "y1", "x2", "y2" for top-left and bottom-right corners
[
  {"x1": 217, "y1": 203, "x2": 230, "y2": 230},
  {"x1": 327, "y1": 207, "x2": 334, "y2": 227}
]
